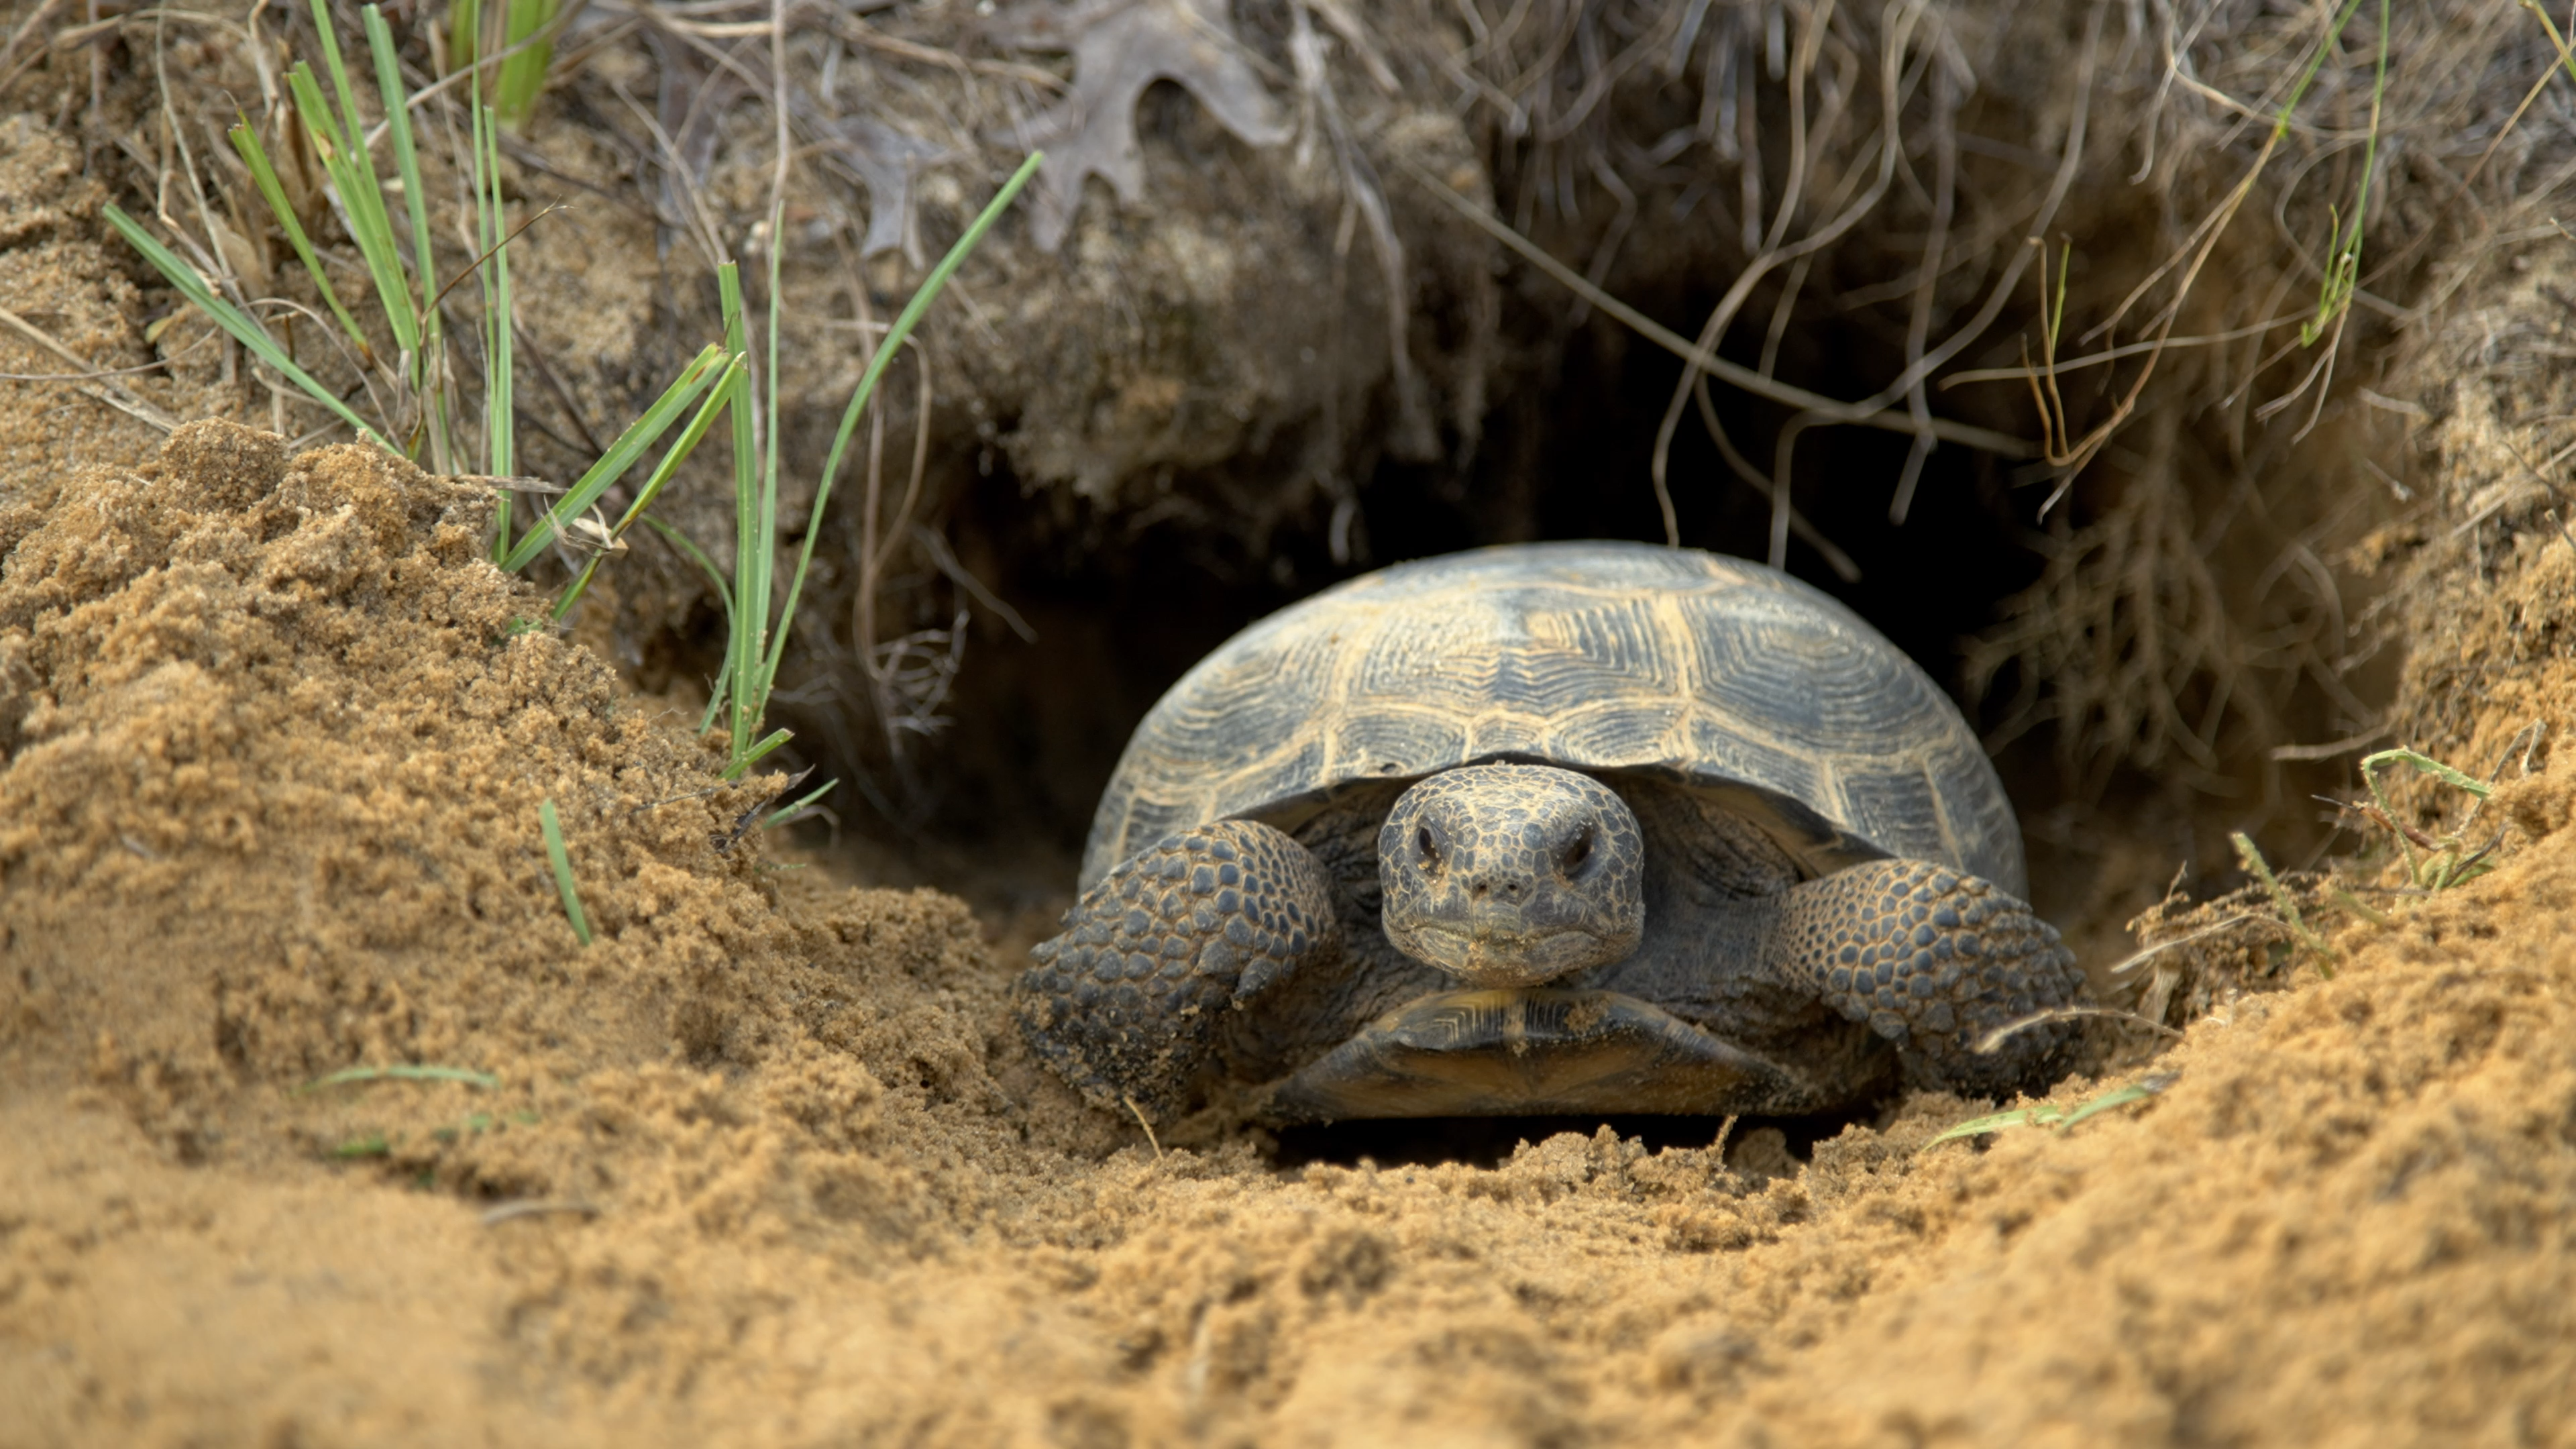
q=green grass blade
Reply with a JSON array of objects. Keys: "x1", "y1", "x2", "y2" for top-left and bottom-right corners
[
  {"x1": 633, "y1": 510, "x2": 737, "y2": 737},
  {"x1": 449, "y1": 0, "x2": 483, "y2": 78},
  {"x1": 761, "y1": 152, "x2": 1043, "y2": 701},
  {"x1": 2360, "y1": 748, "x2": 2493, "y2": 800},
  {"x1": 2231, "y1": 830, "x2": 2333, "y2": 977},
  {"x1": 499, "y1": 343, "x2": 731, "y2": 572},
  {"x1": 539, "y1": 798, "x2": 593, "y2": 946},
  {"x1": 2055, "y1": 1078, "x2": 2163, "y2": 1130},
  {"x1": 610, "y1": 355, "x2": 743, "y2": 537},
  {"x1": 228, "y1": 118, "x2": 372, "y2": 356},
  {"x1": 547, "y1": 556, "x2": 603, "y2": 624},
  {"x1": 718, "y1": 262, "x2": 763, "y2": 759},
  {"x1": 2332, "y1": 885, "x2": 2396, "y2": 928},
  {"x1": 759, "y1": 199, "x2": 784, "y2": 707},
  {"x1": 2527, "y1": 0, "x2": 2576, "y2": 85},
  {"x1": 2299, "y1": 0, "x2": 2389, "y2": 347},
  {"x1": 363, "y1": 3, "x2": 449, "y2": 469},
  {"x1": 2359, "y1": 756, "x2": 2422, "y2": 885},
  {"x1": 364, "y1": 5, "x2": 435, "y2": 331},
  {"x1": 751, "y1": 207, "x2": 786, "y2": 761},
  {"x1": 763, "y1": 775, "x2": 837, "y2": 829},
  {"x1": 490, "y1": 478, "x2": 511, "y2": 566},
  {"x1": 306, "y1": 0, "x2": 369, "y2": 157},
  {"x1": 697, "y1": 661, "x2": 731, "y2": 738},
  {"x1": 729, "y1": 727, "x2": 792, "y2": 777},
  {"x1": 472, "y1": 95, "x2": 515, "y2": 482},
  {"x1": 304, "y1": 1063, "x2": 501, "y2": 1090},
  {"x1": 2271, "y1": 0, "x2": 2371, "y2": 142},
  {"x1": 282, "y1": 62, "x2": 341, "y2": 150},
  {"x1": 485, "y1": 98, "x2": 512, "y2": 561},
  {"x1": 1926, "y1": 1104, "x2": 2061, "y2": 1145},
  {"x1": 496, "y1": 0, "x2": 557, "y2": 127},
  {"x1": 549, "y1": 355, "x2": 743, "y2": 620},
  {"x1": 287, "y1": 60, "x2": 420, "y2": 360},
  {"x1": 104, "y1": 203, "x2": 388, "y2": 446},
  {"x1": 294, "y1": 0, "x2": 419, "y2": 354},
  {"x1": 1925, "y1": 1077, "x2": 2172, "y2": 1146}
]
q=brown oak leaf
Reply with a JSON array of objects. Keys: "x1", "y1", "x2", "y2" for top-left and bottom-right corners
[
  {"x1": 821, "y1": 113, "x2": 950, "y2": 260},
  {"x1": 989, "y1": 0, "x2": 1293, "y2": 252}
]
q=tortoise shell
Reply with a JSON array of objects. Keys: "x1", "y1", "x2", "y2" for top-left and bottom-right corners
[{"x1": 1080, "y1": 541, "x2": 2024, "y2": 898}]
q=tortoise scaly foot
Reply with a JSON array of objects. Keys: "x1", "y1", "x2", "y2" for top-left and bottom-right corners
[
  {"x1": 1768, "y1": 858, "x2": 2083, "y2": 1097},
  {"x1": 1018, "y1": 819, "x2": 1340, "y2": 1120}
]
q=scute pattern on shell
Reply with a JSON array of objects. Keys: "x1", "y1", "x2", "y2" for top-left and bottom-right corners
[{"x1": 1079, "y1": 542, "x2": 2021, "y2": 896}]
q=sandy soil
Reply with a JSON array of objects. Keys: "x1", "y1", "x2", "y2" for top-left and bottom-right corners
[
  {"x1": 5, "y1": 408, "x2": 2576, "y2": 1447},
  {"x1": 5, "y1": 10, "x2": 2576, "y2": 1444}
]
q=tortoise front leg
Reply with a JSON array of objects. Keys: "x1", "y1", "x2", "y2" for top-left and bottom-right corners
[
  {"x1": 1764, "y1": 859, "x2": 2086, "y2": 1097},
  {"x1": 1018, "y1": 820, "x2": 1342, "y2": 1120}
]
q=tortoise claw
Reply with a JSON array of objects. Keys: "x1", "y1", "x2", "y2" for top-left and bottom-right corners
[{"x1": 1017, "y1": 818, "x2": 1340, "y2": 1120}]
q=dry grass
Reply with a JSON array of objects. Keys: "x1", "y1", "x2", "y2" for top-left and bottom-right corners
[
  {"x1": 15, "y1": 0, "x2": 2576, "y2": 824},
  {"x1": 1454, "y1": 0, "x2": 2575, "y2": 800}
]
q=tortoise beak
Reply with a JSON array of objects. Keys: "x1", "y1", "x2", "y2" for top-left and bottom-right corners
[{"x1": 1399, "y1": 918, "x2": 1634, "y2": 988}]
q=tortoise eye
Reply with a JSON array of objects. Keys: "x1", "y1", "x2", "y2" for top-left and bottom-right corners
[
  {"x1": 1416, "y1": 826, "x2": 1440, "y2": 871},
  {"x1": 1560, "y1": 828, "x2": 1593, "y2": 876}
]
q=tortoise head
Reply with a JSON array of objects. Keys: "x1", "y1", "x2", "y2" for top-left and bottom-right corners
[{"x1": 1377, "y1": 764, "x2": 1646, "y2": 987}]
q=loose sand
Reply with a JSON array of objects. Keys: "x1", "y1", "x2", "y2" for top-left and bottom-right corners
[{"x1": 4, "y1": 417, "x2": 2574, "y2": 1448}]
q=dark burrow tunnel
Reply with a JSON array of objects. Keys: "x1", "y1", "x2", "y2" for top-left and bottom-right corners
[{"x1": 908, "y1": 297, "x2": 2062, "y2": 885}]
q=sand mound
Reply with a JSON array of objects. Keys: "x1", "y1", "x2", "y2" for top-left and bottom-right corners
[
  {"x1": 0, "y1": 421, "x2": 2568, "y2": 1446},
  {"x1": 2, "y1": 420, "x2": 816, "y2": 1133},
  {"x1": 0, "y1": 422, "x2": 1068, "y2": 1440}
]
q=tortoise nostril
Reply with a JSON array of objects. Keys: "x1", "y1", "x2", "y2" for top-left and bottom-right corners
[{"x1": 1560, "y1": 827, "x2": 1593, "y2": 876}]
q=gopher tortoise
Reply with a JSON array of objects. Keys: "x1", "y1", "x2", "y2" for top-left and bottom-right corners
[{"x1": 1018, "y1": 541, "x2": 2084, "y2": 1124}]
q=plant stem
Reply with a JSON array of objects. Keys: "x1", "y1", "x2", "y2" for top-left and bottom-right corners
[{"x1": 2232, "y1": 830, "x2": 2332, "y2": 977}]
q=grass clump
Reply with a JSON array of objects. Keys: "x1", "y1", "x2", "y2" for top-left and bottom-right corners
[
  {"x1": 2349, "y1": 747, "x2": 2505, "y2": 894},
  {"x1": 106, "y1": 0, "x2": 1042, "y2": 807},
  {"x1": 2131, "y1": 743, "x2": 2516, "y2": 1032},
  {"x1": 105, "y1": 0, "x2": 727, "y2": 604},
  {"x1": 699, "y1": 152, "x2": 1042, "y2": 782}
]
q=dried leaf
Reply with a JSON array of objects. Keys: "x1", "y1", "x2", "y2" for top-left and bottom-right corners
[
  {"x1": 820, "y1": 113, "x2": 949, "y2": 260},
  {"x1": 990, "y1": 0, "x2": 1291, "y2": 252},
  {"x1": 647, "y1": 29, "x2": 748, "y2": 234},
  {"x1": 645, "y1": 30, "x2": 947, "y2": 263}
]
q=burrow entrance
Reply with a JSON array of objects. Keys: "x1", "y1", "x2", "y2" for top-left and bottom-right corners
[
  {"x1": 803, "y1": 277, "x2": 2366, "y2": 932},
  {"x1": 775, "y1": 270, "x2": 2381, "y2": 1167}
]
